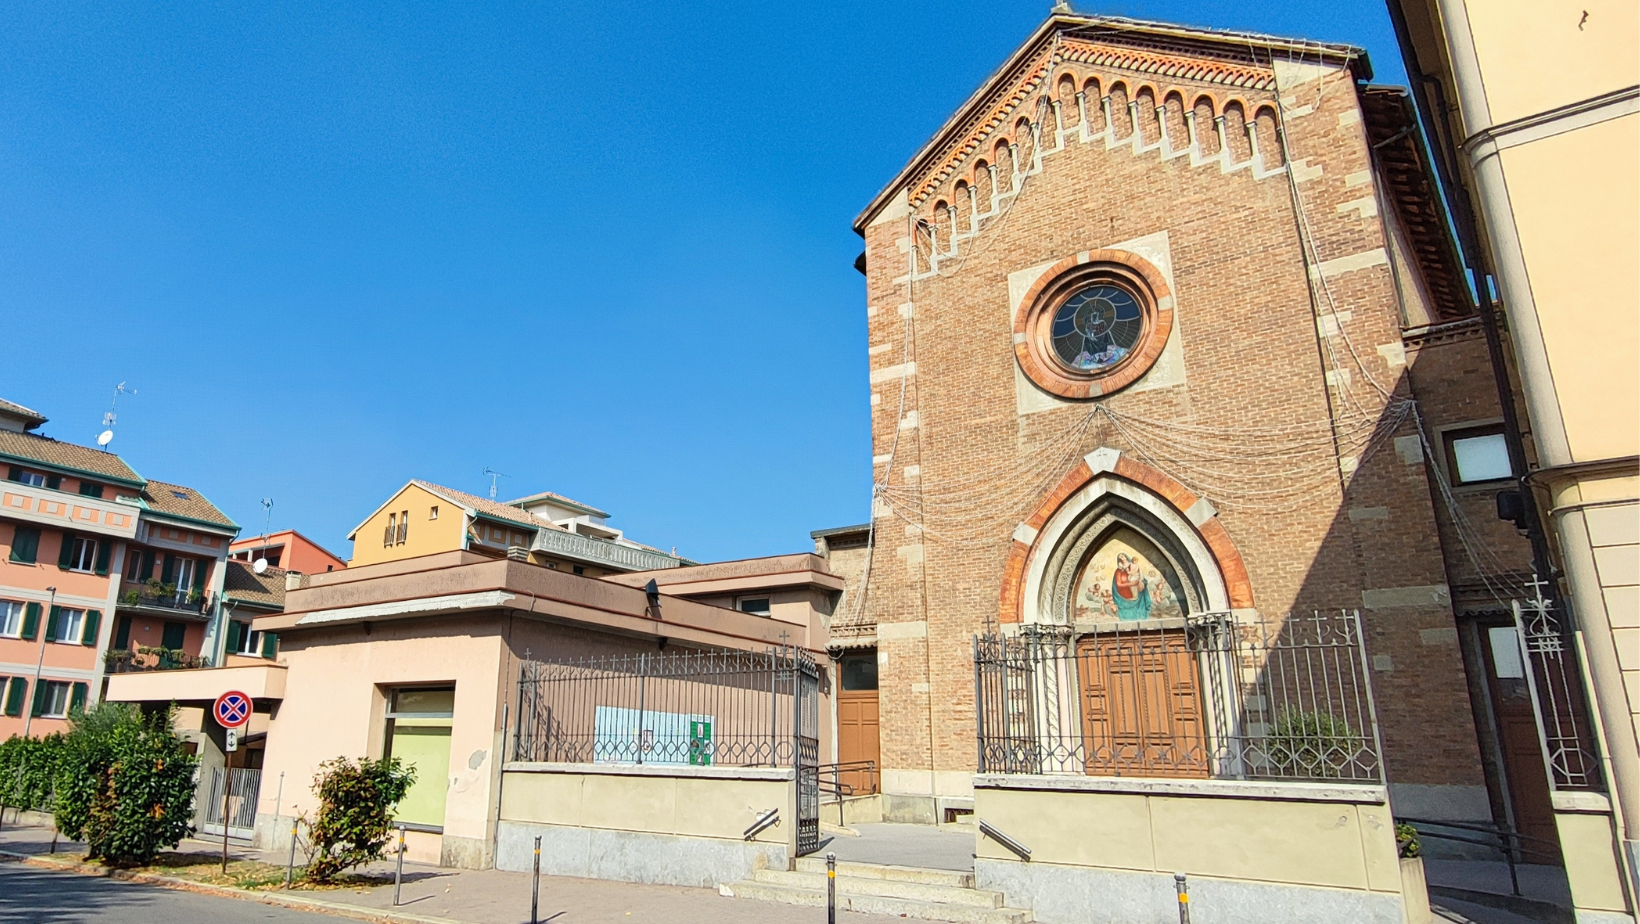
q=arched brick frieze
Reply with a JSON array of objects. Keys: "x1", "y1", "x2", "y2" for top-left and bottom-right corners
[{"x1": 999, "y1": 448, "x2": 1254, "y2": 625}]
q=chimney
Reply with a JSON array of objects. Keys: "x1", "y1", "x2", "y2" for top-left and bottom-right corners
[
  {"x1": 285, "y1": 571, "x2": 306, "y2": 591},
  {"x1": 507, "y1": 546, "x2": 529, "y2": 562}
]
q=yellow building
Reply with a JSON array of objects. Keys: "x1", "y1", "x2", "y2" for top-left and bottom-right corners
[
  {"x1": 347, "y1": 480, "x2": 687, "y2": 576},
  {"x1": 1387, "y1": 0, "x2": 1639, "y2": 919}
]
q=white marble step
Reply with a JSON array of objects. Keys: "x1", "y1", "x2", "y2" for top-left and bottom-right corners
[
  {"x1": 792, "y1": 856, "x2": 976, "y2": 887},
  {"x1": 754, "y1": 868, "x2": 1003, "y2": 907},
  {"x1": 719, "y1": 879, "x2": 1031, "y2": 924}
]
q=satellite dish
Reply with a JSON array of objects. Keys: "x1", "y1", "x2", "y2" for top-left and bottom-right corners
[
  {"x1": 96, "y1": 430, "x2": 114, "y2": 447},
  {"x1": 253, "y1": 558, "x2": 269, "y2": 574}
]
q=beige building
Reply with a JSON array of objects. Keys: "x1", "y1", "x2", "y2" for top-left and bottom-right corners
[{"x1": 1388, "y1": 1, "x2": 1639, "y2": 919}]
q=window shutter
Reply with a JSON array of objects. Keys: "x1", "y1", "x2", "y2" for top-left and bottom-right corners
[
  {"x1": 162, "y1": 554, "x2": 176, "y2": 584},
  {"x1": 58, "y1": 532, "x2": 77, "y2": 569},
  {"x1": 81, "y1": 609, "x2": 101, "y2": 646},
  {"x1": 226, "y1": 621, "x2": 244, "y2": 654},
  {"x1": 30, "y1": 680, "x2": 46, "y2": 717},
  {"x1": 69, "y1": 682, "x2": 87, "y2": 714},
  {"x1": 45, "y1": 606, "x2": 61, "y2": 642},
  {"x1": 161, "y1": 621, "x2": 185, "y2": 650},
  {"x1": 20, "y1": 602, "x2": 39, "y2": 640},
  {"x1": 191, "y1": 559, "x2": 207, "y2": 593},
  {"x1": 114, "y1": 614, "x2": 131, "y2": 650},
  {"x1": 9, "y1": 527, "x2": 40, "y2": 564},
  {"x1": 6, "y1": 466, "x2": 19, "y2": 482},
  {"x1": 4, "y1": 677, "x2": 24, "y2": 717},
  {"x1": 139, "y1": 549, "x2": 155, "y2": 581},
  {"x1": 94, "y1": 541, "x2": 111, "y2": 576},
  {"x1": 45, "y1": 474, "x2": 61, "y2": 490},
  {"x1": 261, "y1": 632, "x2": 278, "y2": 659}
]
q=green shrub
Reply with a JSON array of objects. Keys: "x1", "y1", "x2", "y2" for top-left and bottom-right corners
[
  {"x1": 53, "y1": 703, "x2": 198, "y2": 866},
  {"x1": 1264, "y1": 708, "x2": 1358, "y2": 779},
  {"x1": 0, "y1": 733, "x2": 68, "y2": 812},
  {"x1": 1396, "y1": 823, "x2": 1422, "y2": 858},
  {"x1": 303, "y1": 757, "x2": 416, "y2": 883}
]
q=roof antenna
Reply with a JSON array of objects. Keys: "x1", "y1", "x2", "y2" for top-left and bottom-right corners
[
  {"x1": 1051, "y1": 0, "x2": 1071, "y2": 11},
  {"x1": 482, "y1": 468, "x2": 510, "y2": 499},
  {"x1": 97, "y1": 382, "x2": 136, "y2": 448},
  {"x1": 253, "y1": 498, "x2": 273, "y2": 574}
]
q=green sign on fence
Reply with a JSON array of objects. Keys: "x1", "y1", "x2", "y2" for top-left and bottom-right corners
[{"x1": 688, "y1": 719, "x2": 713, "y2": 766}]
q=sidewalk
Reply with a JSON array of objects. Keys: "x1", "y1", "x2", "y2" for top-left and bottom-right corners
[{"x1": 0, "y1": 822, "x2": 911, "y2": 924}]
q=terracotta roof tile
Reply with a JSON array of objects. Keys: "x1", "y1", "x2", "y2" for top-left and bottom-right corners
[
  {"x1": 140, "y1": 479, "x2": 237, "y2": 529},
  {"x1": 412, "y1": 480, "x2": 548, "y2": 530},
  {"x1": 223, "y1": 559, "x2": 285, "y2": 608},
  {"x1": 0, "y1": 398, "x2": 47, "y2": 426},
  {"x1": 0, "y1": 430, "x2": 142, "y2": 483}
]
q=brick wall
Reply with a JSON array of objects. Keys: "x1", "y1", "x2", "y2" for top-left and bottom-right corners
[{"x1": 852, "y1": 28, "x2": 1503, "y2": 803}]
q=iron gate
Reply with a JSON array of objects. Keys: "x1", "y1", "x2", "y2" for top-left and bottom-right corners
[{"x1": 514, "y1": 644, "x2": 822, "y2": 855}]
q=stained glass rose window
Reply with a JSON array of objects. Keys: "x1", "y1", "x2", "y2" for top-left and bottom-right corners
[{"x1": 1050, "y1": 285, "x2": 1143, "y2": 372}]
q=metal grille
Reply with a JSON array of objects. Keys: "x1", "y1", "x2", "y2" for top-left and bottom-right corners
[
  {"x1": 975, "y1": 610, "x2": 1384, "y2": 783},
  {"x1": 202, "y1": 767, "x2": 260, "y2": 834},
  {"x1": 513, "y1": 645, "x2": 822, "y2": 854},
  {"x1": 1513, "y1": 583, "x2": 1601, "y2": 790}
]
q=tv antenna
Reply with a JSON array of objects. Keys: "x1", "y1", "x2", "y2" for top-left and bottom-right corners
[
  {"x1": 482, "y1": 468, "x2": 510, "y2": 499},
  {"x1": 253, "y1": 498, "x2": 273, "y2": 574},
  {"x1": 97, "y1": 381, "x2": 136, "y2": 447}
]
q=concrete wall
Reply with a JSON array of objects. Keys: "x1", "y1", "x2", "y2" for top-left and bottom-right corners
[
  {"x1": 973, "y1": 775, "x2": 1408, "y2": 924},
  {"x1": 253, "y1": 616, "x2": 507, "y2": 869},
  {"x1": 496, "y1": 763, "x2": 795, "y2": 888}
]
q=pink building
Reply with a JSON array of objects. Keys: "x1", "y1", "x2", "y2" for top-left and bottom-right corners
[
  {"x1": 229, "y1": 529, "x2": 345, "y2": 575},
  {"x1": 0, "y1": 397, "x2": 239, "y2": 738}
]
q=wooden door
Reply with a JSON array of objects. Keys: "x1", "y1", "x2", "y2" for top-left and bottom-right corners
[
  {"x1": 1477, "y1": 623, "x2": 1561, "y2": 864},
  {"x1": 836, "y1": 651, "x2": 880, "y2": 794},
  {"x1": 1078, "y1": 630, "x2": 1208, "y2": 779}
]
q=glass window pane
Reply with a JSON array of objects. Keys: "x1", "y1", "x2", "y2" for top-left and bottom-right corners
[
  {"x1": 1488, "y1": 626, "x2": 1526, "y2": 679},
  {"x1": 1452, "y1": 433, "x2": 1512, "y2": 483},
  {"x1": 738, "y1": 598, "x2": 771, "y2": 616},
  {"x1": 841, "y1": 654, "x2": 878, "y2": 691},
  {"x1": 392, "y1": 687, "x2": 455, "y2": 717}
]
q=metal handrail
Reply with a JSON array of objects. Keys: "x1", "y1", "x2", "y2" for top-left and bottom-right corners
[
  {"x1": 978, "y1": 819, "x2": 1031, "y2": 862},
  {"x1": 1399, "y1": 816, "x2": 1561, "y2": 898},
  {"x1": 743, "y1": 808, "x2": 780, "y2": 841},
  {"x1": 815, "y1": 761, "x2": 877, "y2": 826}
]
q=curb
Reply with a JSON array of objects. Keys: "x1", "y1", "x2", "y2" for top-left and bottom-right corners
[{"x1": 0, "y1": 849, "x2": 462, "y2": 924}]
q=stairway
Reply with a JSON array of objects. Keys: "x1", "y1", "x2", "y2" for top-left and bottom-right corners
[{"x1": 719, "y1": 857, "x2": 1032, "y2": 924}]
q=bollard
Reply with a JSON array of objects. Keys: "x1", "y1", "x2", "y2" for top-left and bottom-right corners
[
  {"x1": 531, "y1": 835, "x2": 542, "y2": 924},
  {"x1": 285, "y1": 819, "x2": 299, "y2": 889},
  {"x1": 1174, "y1": 872, "x2": 1191, "y2": 924},
  {"x1": 826, "y1": 852, "x2": 836, "y2": 924},
  {"x1": 393, "y1": 826, "x2": 406, "y2": 906}
]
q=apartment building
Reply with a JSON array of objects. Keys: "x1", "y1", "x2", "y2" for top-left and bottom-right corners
[{"x1": 0, "y1": 397, "x2": 238, "y2": 737}]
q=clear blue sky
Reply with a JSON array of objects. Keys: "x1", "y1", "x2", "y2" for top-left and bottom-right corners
[{"x1": 0, "y1": 1, "x2": 1406, "y2": 563}]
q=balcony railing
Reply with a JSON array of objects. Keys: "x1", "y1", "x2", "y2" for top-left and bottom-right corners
[
  {"x1": 105, "y1": 647, "x2": 211, "y2": 673},
  {"x1": 118, "y1": 587, "x2": 211, "y2": 616},
  {"x1": 528, "y1": 527, "x2": 684, "y2": 573}
]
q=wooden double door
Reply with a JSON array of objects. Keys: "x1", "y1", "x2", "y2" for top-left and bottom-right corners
[{"x1": 1077, "y1": 629, "x2": 1209, "y2": 779}]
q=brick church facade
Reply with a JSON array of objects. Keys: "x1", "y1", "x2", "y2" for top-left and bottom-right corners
[{"x1": 831, "y1": 13, "x2": 1549, "y2": 843}]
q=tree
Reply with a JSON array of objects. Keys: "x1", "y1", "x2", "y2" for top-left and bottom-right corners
[
  {"x1": 1263, "y1": 708, "x2": 1359, "y2": 780},
  {"x1": 0, "y1": 732, "x2": 67, "y2": 813},
  {"x1": 303, "y1": 757, "x2": 416, "y2": 883},
  {"x1": 53, "y1": 703, "x2": 198, "y2": 866}
]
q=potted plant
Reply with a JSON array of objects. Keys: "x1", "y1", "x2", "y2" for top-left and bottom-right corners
[{"x1": 1397, "y1": 823, "x2": 1431, "y2": 924}]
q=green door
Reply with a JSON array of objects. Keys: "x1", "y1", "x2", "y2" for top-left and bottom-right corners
[{"x1": 389, "y1": 723, "x2": 452, "y2": 828}]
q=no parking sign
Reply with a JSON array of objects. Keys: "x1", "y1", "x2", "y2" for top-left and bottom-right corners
[{"x1": 214, "y1": 690, "x2": 252, "y2": 728}]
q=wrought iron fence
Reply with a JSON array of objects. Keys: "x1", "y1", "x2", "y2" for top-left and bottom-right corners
[
  {"x1": 1513, "y1": 583, "x2": 1601, "y2": 790},
  {"x1": 975, "y1": 610, "x2": 1385, "y2": 783},
  {"x1": 512, "y1": 645, "x2": 821, "y2": 853}
]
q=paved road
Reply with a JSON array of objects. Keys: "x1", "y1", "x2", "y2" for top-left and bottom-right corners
[{"x1": 0, "y1": 861, "x2": 341, "y2": 924}]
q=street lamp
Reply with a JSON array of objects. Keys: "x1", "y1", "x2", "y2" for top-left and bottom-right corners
[{"x1": 21, "y1": 586, "x2": 56, "y2": 739}]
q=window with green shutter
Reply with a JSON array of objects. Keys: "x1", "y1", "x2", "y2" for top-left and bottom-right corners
[
  {"x1": 260, "y1": 632, "x2": 278, "y2": 660},
  {"x1": 78, "y1": 482, "x2": 104, "y2": 498},
  {"x1": 226, "y1": 620, "x2": 244, "y2": 654},
  {"x1": 8, "y1": 527, "x2": 40, "y2": 564},
  {"x1": 161, "y1": 554, "x2": 176, "y2": 584},
  {"x1": 70, "y1": 682, "x2": 87, "y2": 714},
  {"x1": 94, "y1": 541, "x2": 112, "y2": 576},
  {"x1": 81, "y1": 610, "x2": 101, "y2": 646},
  {"x1": 57, "y1": 532, "x2": 77, "y2": 569},
  {"x1": 113, "y1": 615, "x2": 132, "y2": 650},
  {"x1": 45, "y1": 605, "x2": 61, "y2": 641},
  {"x1": 191, "y1": 558, "x2": 207, "y2": 594},
  {"x1": 6, "y1": 677, "x2": 25, "y2": 717},
  {"x1": 30, "y1": 679, "x2": 47, "y2": 717},
  {"x1": 20, "y1": 602, "x2": 39, "y2": 640},
  {"x1": 161, "y1": 621, "x2": 186, "y2": 650},
  {"x1": 44, "y1": 474, "x2": 60, "y2": 491}
]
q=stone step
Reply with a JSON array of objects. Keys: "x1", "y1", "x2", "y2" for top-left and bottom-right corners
[
  {"x1": 753, "y1": 868, "x2": 1003, "y2": 907},
  {"x1": 719, "y1": 880, "x2": 1032, "y2": 924},
  {"x1": 793, "y1": 856, "x2": 976, "y2": 888}
]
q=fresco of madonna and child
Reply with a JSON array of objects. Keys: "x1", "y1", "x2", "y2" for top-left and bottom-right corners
[{"x1": 1071, "y1": 528, "x2": 1189, "y2": 623}]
